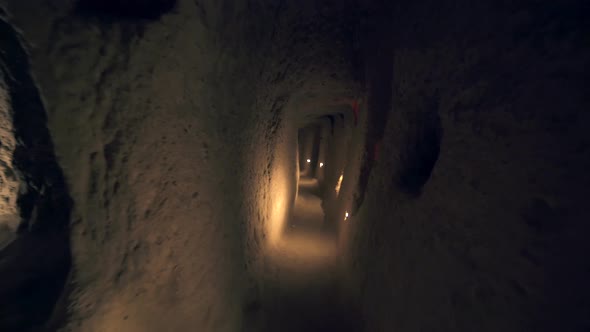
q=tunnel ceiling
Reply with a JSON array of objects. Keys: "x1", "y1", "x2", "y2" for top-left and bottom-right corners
[{"x1": 295, "y1": 105, "x2": 351, "y2": 129}]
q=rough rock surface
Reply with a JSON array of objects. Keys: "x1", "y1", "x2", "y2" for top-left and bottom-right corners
[
  {"x1": 344, "y1": 1, "x2": 590, "y2": 332},
  {"x1": 1, "y1": 0, "x2": 358, "y2": 331},
  {"x1": 0, "y1": 73, "x2": 20, "y2": 247}
]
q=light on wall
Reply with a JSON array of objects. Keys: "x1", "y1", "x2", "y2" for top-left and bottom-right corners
[
  {"x1": 335, "y1": 173, "x2": 344, "y2": 194},
  {"x1": 306, "y1": 159, "x2": 311, "y2": 163},
  {"x1": 344, "y1": 211, "x2": 349, "y2": 220},
  {"x1": 319, "y1": 162, "x2": 324, "y2": 168}
]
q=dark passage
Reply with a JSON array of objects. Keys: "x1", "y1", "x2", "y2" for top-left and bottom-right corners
[{"x1": 0, "y1": 0, "x2": 588, "y2": 331}]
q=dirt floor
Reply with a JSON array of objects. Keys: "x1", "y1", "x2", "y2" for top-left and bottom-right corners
[{"x1": 245, "y1": 176, "x2": 362, "y2": 332}]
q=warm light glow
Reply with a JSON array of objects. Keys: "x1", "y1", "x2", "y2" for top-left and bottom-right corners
[
  {"x1": 319, "y1": 162, "x2": 324, "y2": 168},
  {"x1": 335, "y1": 173, "x2": 344, "y2": 194},
  {"x1": 267, "y1": 161, "x2": 292, "y2": 247},
  {"x1": 306, "y1": 159, "x2": 311, "y2": 163},
  {"x1": 345, "y1": 211, "x2": 349, "y2": 220}
]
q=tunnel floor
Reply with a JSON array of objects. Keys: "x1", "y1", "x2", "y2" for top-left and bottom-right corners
[{"x1": 247, "y1": 176, "x2": 362, "y2": 332}]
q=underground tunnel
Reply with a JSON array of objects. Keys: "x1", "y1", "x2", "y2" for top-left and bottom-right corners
[{"x1": 0, "y1": 0, "x2": 589, "y2": 331}]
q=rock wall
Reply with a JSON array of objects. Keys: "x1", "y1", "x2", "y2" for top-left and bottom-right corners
[
  {"x1": 0, "y1": 15, "x2": 73, "y2": 331},
  {"x1": 0, "y1": 0, "x2": 360, "y2": 330},
  {"x1": 1, "y1": 1, "x2": 273, "y2": 330},
  {"x1": 348, "y1": 1, "x2": 590, "y2": 331},
  {"x1": 0, "y1": 72, "x2": 20, "y2": 247}
]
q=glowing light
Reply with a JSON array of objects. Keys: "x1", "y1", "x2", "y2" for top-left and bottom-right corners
[
  {"x1": 345, "y1": 211, "x2": 349, "y2": 220},
  {"x1": 335, "y1": 173, "x2": 344, "y2": 194},
  {"x1": 306, "y1": 159, "x2": 311, "y2": 163},
  {"x1": 319, "y1": 162, "x2": 324, "y2": 168},
  {"x1": 267, "y1": 157, "x2": 292, "y2": 247}
]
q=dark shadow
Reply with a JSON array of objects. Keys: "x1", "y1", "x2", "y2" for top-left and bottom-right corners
[
  {"x1": 0, "y1": 18, "x2": 73, "y2": 332},
  {"x1": 396, "y1": 108, "x2": 442, "y2": 197},
  {"x1": 76, "y1": 0, "x2": 177, "y2": 20},
  {"x1": 351, "y1": 5, "x2": 394, "y2": 214}
]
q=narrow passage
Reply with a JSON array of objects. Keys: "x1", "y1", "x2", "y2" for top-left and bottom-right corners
[{"x1": 250, "y1": 175, "x2": 361, "y2": 332}]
